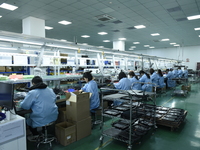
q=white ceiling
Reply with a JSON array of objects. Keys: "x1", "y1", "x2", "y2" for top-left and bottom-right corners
[{"x1": 0, "y1": 0, "x2": 200, "y2": 51}]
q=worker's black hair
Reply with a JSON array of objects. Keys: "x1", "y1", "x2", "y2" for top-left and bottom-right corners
[
  {"x1": 118, "y1": 71, "x2": 127, "y2": 80},
  {"x1": 32, "y1": 76, "x2": 43, "y2": 84},
  {"x1": 150, "y1": 68, "x2": 154, "y2": 75},
  {"x1": 157, "y1": 69, "x2": 163, "y2": 77},
  {"x1": 139, "y1": 70, "x2": 145, "y2": 74},
  {"x1": 128, "y1": 71, "x2": 139, "y2": 80},
  {"x1": 83, "y1": 71, "x2": 93, "y2": 81}
]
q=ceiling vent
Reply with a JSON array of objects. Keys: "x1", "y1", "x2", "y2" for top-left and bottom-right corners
[{"x1": 94, "y1": 14, "x2": 115, "y2": 22}]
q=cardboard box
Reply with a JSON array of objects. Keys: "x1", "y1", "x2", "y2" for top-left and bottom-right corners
[
  {"x1": 181, "y1": 85, "x2": 191, "y2": 91},
  {"x1": 76, "y1": 116, "x2": 91, "y2": 141},
  {"x1": 0, "y1": 66, "x2": 5, "y2": 72},
  {"x1": 66, "y1": 92, "x2": 90, "y2": 122},
  {"x1": 56, "y1": 107, "x2": 67, "y2": 123},
  {"x1": 55, "y1": 121, "x2": 76, "y2": 146}
]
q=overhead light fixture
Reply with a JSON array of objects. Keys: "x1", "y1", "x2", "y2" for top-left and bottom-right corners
[
  {"x1": 58, "y1": 20, "x2": 72, "y2": 25},
  {"x1": 133, "y1": 42, "x2": 140, "y2": 44},
  {"x1": 129, "y1": 48, "x2": 134, "y2": 50},
  {"x1": 0, "y1": 3, "x2": 18, "y2": 11},
  {"x1": 199, "y1": 35, "x2": 200, "y2": 37},
  {"x1": 0, "y1": 47, "x2": 17, "y2": 50},
  {"x1": 103, "y1": 40, "x2": 110, "y2": 42},
  {"x1": 98, "y1": 46, "x2": 104, "y2": 48},
  {"x1": 118, "y1": 38, "x2": 126, "y2": 40},
  {"x1": 170, "y1": 43, "x2": 176, "y2": 45},
  {"x1": 174, "y1": 44, "x2": 180, "y2": 46},
  {"x1": 187, "y1": 15, "x2": 200, "y2": 20},
  {"x1": 149, "y1": 46, "x2": 155, "y2": 48},
  {"x1": 45, "y1": 26, "x2": 53, "y2": 30},
  {"x1": 46, "y1": 44, "x2": 77, "y2": 50},
  {"x1": 194, "y1": 27, "x2": 200, "y2": 30},
  {"x1": 161, "y1": 39, "x2": 170, "y2": 41},
  {"x1": 60, "y1": 39, "x2": 67, "y2": 42},
  {"x1": 81, "y1": 35, "x2": 90, "y2": 38},
  {"x1": 131, "y1": 46, "x2": 136, "y2": 48},
  {"x1": 0, "y1": 16, "x2": 2, "y2": 18},
  {"x1": 144, "y1": 45, "x2": 150, "y2": 47},
  {"x1": 151, "y1": 33, "x2": 160, "y2": 36},
  {"x1": 0, "y1": 38, "x2": 43, "y2": 46},
  {"x1": 98, "y1": 32, "x2": 108, "y2": 35},
  {"x1": 82, "y1": 43, "x2": 88, "y2": 45},
  {"x1": 134, "y1": 25, "x2": 146, "y2": 29}
]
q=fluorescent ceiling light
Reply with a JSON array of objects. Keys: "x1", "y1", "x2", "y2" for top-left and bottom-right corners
[
  {"x1": 199, "y1": 35, "x2": 200, "y2": 37},
  {"x1": 98, "y1": 46, "x2": 104, "y2": 48},
  {"x1": 187, "y1": 15, "x2": 200, "y2": 20},
  {"x1": 60, "y1": 39, "x2": 67, "y2": 42},
  {"x1": 81, "y1": 35, "x2": 90, "y2": 38},
  {"x1": 45, "y1": 26, "x2": 53, "y2": 30},
  {"x1": 131, "y1": 46, "x2": 136, "y2": 48},
  {"x1": 149, "y1": 47, "x2": 155, "y2": 48},
  {"x1": 129, "y1": 48, "x2": 134, "y2": 50},
  {"x1": 161, "y1": 39, "x2": 170, "y2": 41},
  {"x1": 82, "y1": 43, "x2": 88, "y2": 45},
  {"x1": 144, "y1": 45, "x2": 150, "y2": 47},
  {"x1": 170, "y1": 43, "x2": 176, "y2": 45},
  {"x1": 103, "y1": 40, "x2": 110, "y2": 42},
  {"x1": 118, "y1": 38, "x2": 126, "y2": 40},
  {"x1": 0, "y1": 38, "x2": 43, "y2": 46},
  {"x1": 0, "y1": 3, "x2": 18, "y2": 11},
  {"x1": 174, "y1": 44, "x2": 180, "y2": 46},
  {"x1": 133, "y1": 42, "x2": 140, "y2": 44},
  {"x1": 151, "y1": 33, "x2": 160, "y2": 36},
  {"x1": 0, "y1": 47, "x2": 17, "y2": 50},
  {"x1": 134, "y1": 25, "x2": 146, "y2": 29},
  {"x1": 98, "y1": 32, "x2": 108, "y2": 35},
  {"x1": 0, "y1": 16, "x2": 2, "y2": 18},
  {"x1": 195, "y1": 27, "x2": 200, "y2": 30},
  {"x1": 58, "y1": 20, "x2": 72, "y2": 25},
  {"x1": 46, "y1": 44, "x2": 77, "y2": 50}
]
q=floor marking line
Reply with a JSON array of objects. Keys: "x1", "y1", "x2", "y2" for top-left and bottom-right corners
[
  {"x1": 161, "y1": 97, "x2": 174, "y2": 106},
  {"x1": 94, "y1": 138, "x2": 113, "y2": 150}
]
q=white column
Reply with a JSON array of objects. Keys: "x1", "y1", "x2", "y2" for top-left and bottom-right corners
[
  {"x1": 113, "y1": 40, "x2": 125, "y2": 51},
  {"x1": 22, "y1": 16, "x2": 45, "y2": 37}
]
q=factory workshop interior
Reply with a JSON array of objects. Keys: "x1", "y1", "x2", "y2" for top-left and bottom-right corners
[{"x1": 0, "y1": 0, "x2": 200, "y2": 150}]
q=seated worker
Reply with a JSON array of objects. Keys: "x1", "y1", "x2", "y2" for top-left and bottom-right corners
[
  {"x1": 20, "y1": 76, "x2": 58, "y2": 141},
  {"x1": 128, "y1": 71, "x2": 142, "y2": 90},
  {"x1": 139, "y1": 70, "x2": 153, "y2": 92},
  {"x1": 150, "y1": 68, "x2": 159, "y2": 87},
  {"x1": 165, "y1": 69, "x2": 176, "y2": 88},
  {"x1": 114, "y1": 71, "x2": 132, "y2": 90},
  {"x1": 178, "y1": 67, "x2": 183, "y2": 78},
  {"x1": 80, "y1": 71, "x2": 100, "y2": 111},
  {"x1": 173, "y1": 68, "x2": 178, "y2": 78},
  {"x1": 183, "y1": 67, "x2": 188, "y2": 79},
  {"x1": 157, "y1": 69, "x2": 166, "y2": 88}
]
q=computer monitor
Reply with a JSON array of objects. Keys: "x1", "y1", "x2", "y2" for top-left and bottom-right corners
[{"x1": 0, "y1": 82, "x2": 14, "y2": 110}]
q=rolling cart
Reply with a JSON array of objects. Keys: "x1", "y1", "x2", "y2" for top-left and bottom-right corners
[{"x1": 171, "y1": 78, "x2": 188, "y2": 97}]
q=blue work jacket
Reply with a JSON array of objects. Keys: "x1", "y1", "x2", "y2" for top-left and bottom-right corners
[
  {"x1": 158, "y1": 76, "x2": 166, "y2": 88},
  {"x1": 178, "y1": 69, "x2": 183, "y2": 78},
  {"x1": 139, "y1": 74, "x2": 147, "y2": 83},
  {"x1": 183, "y1": 70, "x2": 188, "y2": 78},
  {"x1": 81, "y1": 80, "x2": 100, "y2": 110},
  {"x1": 150, "y1": 72, "x2": 159, "y2": 86},
  {"x1": 129, "y1": 77, "x2": 142, "y2": 90},
  {"x1": 114, "y1": 78, "x2": 131, "y2": 90},
  {"x1": 166, "y1": 71, "x2": 176, "y2": 87},
  {"x1": 142, "y1": 78, "x2": 153, "y2": 92},
  {"x1": 20, "y1": 87, "x2": 58, "y2": 128}
]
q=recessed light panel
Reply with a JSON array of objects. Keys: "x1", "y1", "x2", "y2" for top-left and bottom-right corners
[
  {"x1": 0, "y1": 16, "x2": 2, "y2": 18},
  {"x1": 144, "y1": 45, "x2": 149, "y2": 47},
  {"x1": 58, "y1": 20, "x2": 72, "y2": 25},
  {"x1": 129, "y1": 48, "x2": 134, "y2": 50},
  {"x1": 174, "y1": 44, "x2": 180, "y2": 46},
  {"x1": 151, "y1": 33, "x2": 160, "y2": 36},
  {"x1": 133, "y1": 42, "x2": 140, "y2": 44},
  {"x1": 45, "y1": 26, "x2": 53, "y2": 30},
  {"x1": 98, "y1": 32, "x2": 108, "y2": 35},
  {"x1": 131, "y1": 46, "x2": 136, "y2": 48},
  {"x1": 118, "y1": 38, "x2": 126, "y2": 40},
  {"x1": 103, "y1": 40, "x2": 110, "y2": 42},
  {"x1": 194, "y1": 27, "x2": 200, "y2": 30},
  {"x1": 81, "y1": 35, "x2": 90, "y2": 38},
  {"x1": 161, "y1": 39, "x2": 170, "y2": 41},
  {"x1": 149, "y1": 47, "x2": 155, "y2": 48},
  {"x1": 170, "y1": 43, "x2": 176, "y2": 45},
  {"x1": 0, "y1": 3, "x2": 18, "y2": 11},
  {"x1": 134, "y1": 25, "x2": 146, "y2": 29},
  {"x1": 187, "y1": 15, "x2": 200, "y2": 20}
]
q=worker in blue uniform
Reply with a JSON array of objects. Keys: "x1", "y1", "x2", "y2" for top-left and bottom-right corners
[
  {"x1": 183, "y1": 67, "x2": 188, "y2": 78},
  {"x1": 165, "y1": 69, "x2": 176, "y2": 88},
  {"x1": 178, "y1": 67, "x2": 183, "y2": 78},
  {"x1": 139, "y1": 70, "x2": 153, "y2": 92},
  {"x1": 157, "y1": 69, "x2": 166, "y2": 88},
  {"x1": 150, "y1": 68, "x2": 159, "y2": 87},
  {"x1": 128, "y1": 71, "x2": 142, "y2": 90},
  {"x1": 173, "y1": 68, "x2": 178, "y2": 78},
  {"x1": 80, "y1": 71, "x2": 100, "y2": 111},
  {"x1": 20, "y1": 76, "x2": 58, "y2": 141},
  {"x1": 114, "y1": 71, "x2": 132, "y2": 90}
]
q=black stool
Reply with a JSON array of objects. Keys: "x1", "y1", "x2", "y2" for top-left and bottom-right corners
[
  {"x1": 36, "y1": 121, "x2": 57, "y2": 149},
  {"x1": 91, "y1": 106, "x2": 102, "y2": 128}
]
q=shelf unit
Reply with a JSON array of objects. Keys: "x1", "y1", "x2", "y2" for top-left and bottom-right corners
[{"x1": 99, "y1": 88, "x2": 157, "y2": 150}]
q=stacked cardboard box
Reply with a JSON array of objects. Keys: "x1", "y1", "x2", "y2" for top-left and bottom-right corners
[
  {"x1": 66, "y1": 92, "x2": 91, "y2": 141},
  {"x1": 181, "y1": 85, "x2": 191, "y2": 91}
]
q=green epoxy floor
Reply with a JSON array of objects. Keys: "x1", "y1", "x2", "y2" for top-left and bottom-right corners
[{"x1": 28, "y1": 83, "x2": 200, "y2": 150}]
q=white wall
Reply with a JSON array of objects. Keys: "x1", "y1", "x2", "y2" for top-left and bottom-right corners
[{"x1": 134, "y1": 45, "x2": 200, "y2": 70}]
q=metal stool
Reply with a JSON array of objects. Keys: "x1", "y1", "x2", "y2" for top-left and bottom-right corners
[
  {"x1": 36, "y1": 121, "x2": 57, "y2": 150},
  {"x1": 91, "y1": 106, "x2": 102, "y2": 128}
]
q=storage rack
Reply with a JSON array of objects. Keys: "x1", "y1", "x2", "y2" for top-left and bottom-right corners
[{"x1": 99, "y1": 87, "x2": 157, "y2": 150}]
